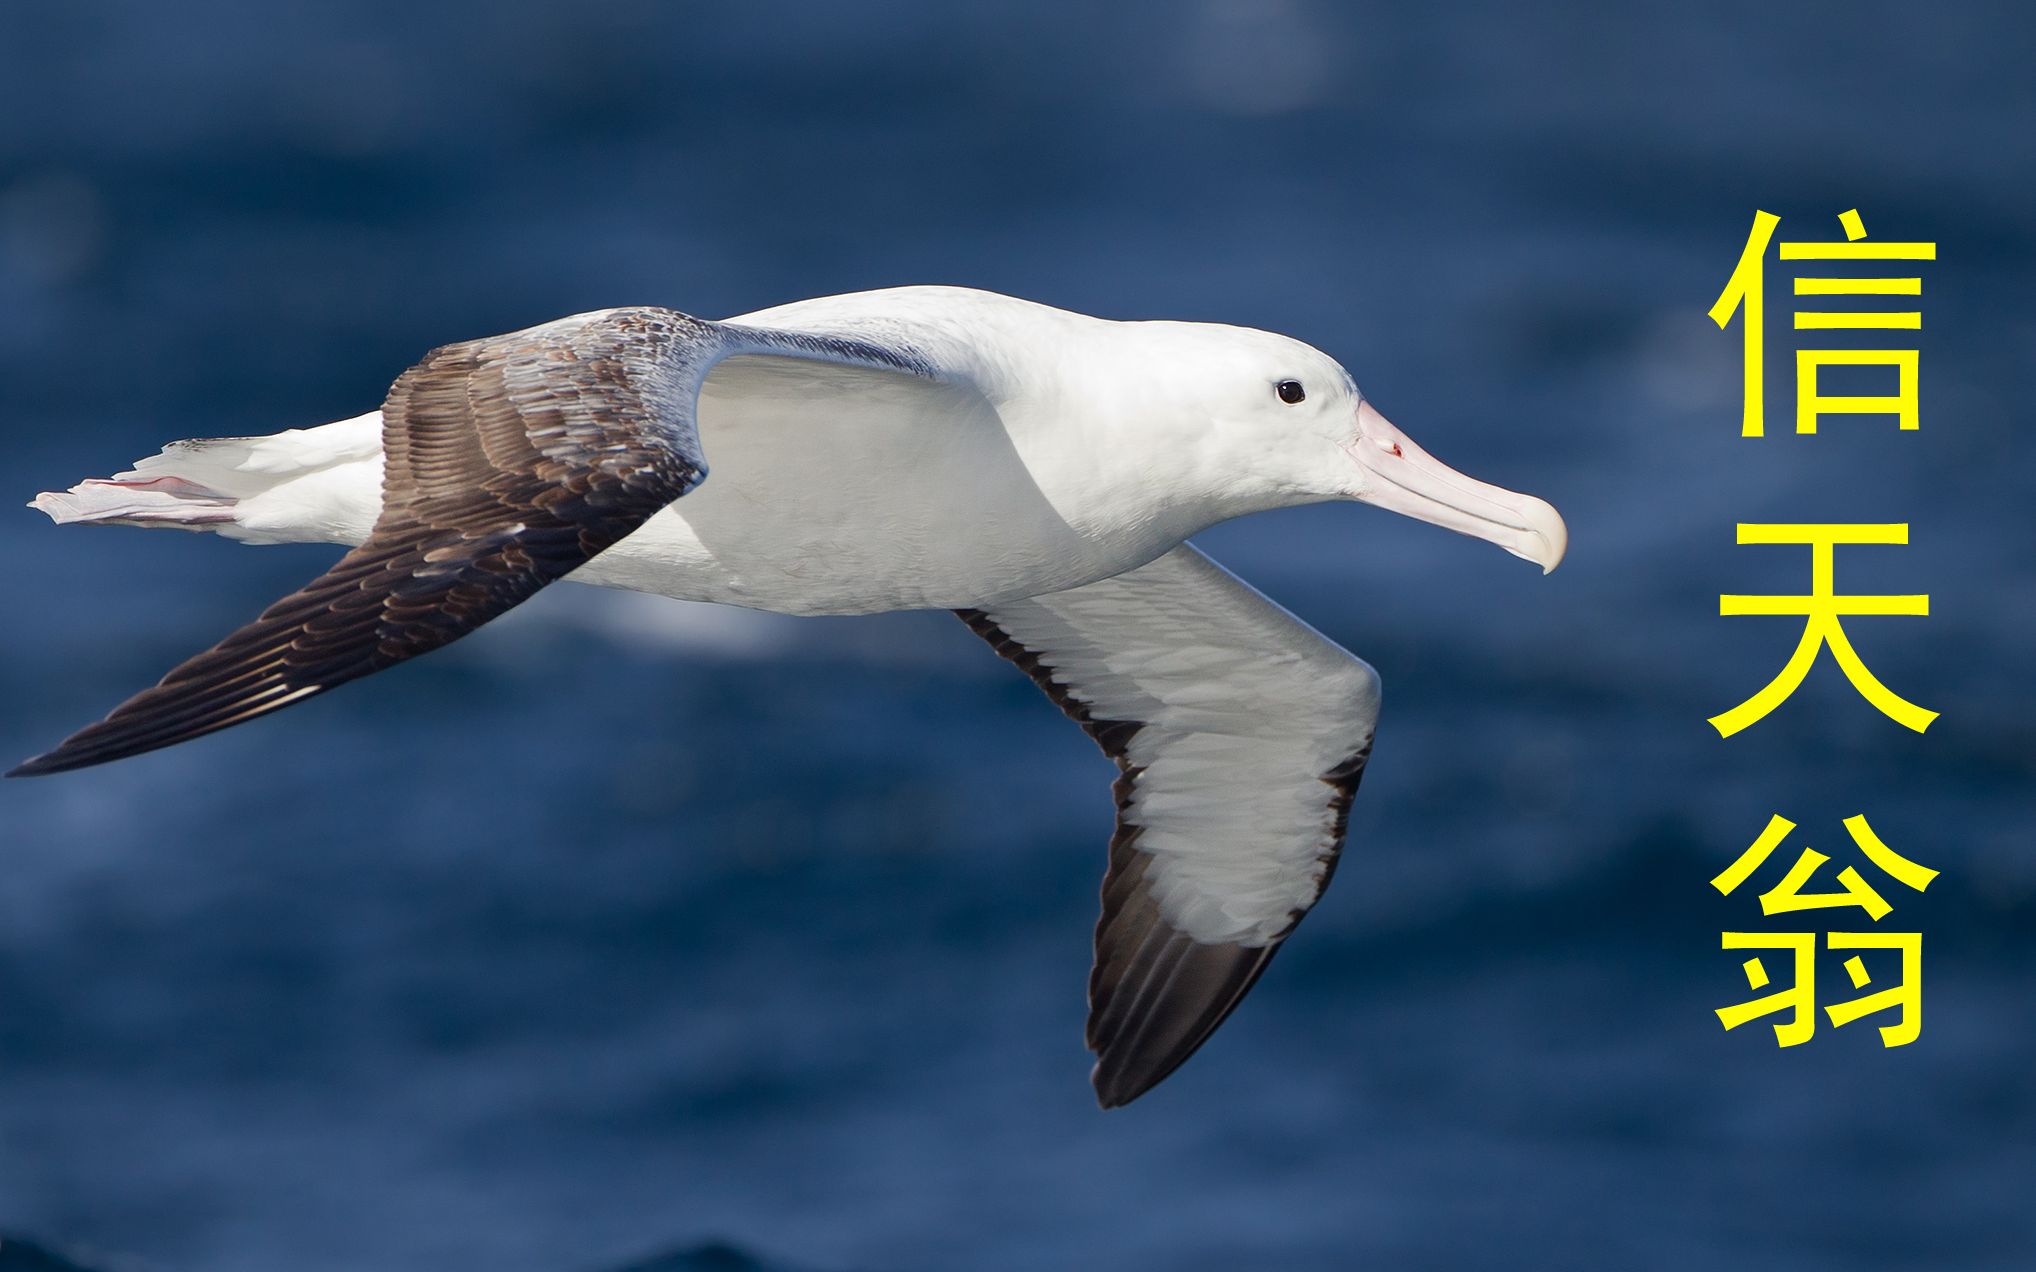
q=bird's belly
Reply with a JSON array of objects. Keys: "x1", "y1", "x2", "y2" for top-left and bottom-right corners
[
  {"x1": 574, "y1": 396, "x2": 1152, "y2": 615},
  {"x1": 578, "y1": 505, "x2": 1111, "y2": 615}
]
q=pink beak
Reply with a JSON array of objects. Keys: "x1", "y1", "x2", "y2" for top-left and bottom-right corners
[{"x1": 1345, "y1": 400, "x2": 1567, "y2": 574}]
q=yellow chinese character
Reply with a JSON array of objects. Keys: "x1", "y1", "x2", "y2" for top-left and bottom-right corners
[
  {"x1": 1711, "y1": 813, "x2": 1938, "y2": 919},
  {"x1": 1714, "y1": 816, "x2": 1933, "y2": 1047},
  {"x1": 1710, "y1": 524, "x2": 1934, "y2": 736},
  {"x1": 1825, "y1": 932, "x2": 1923, "y2": 1047},
  {"x1": 1710, "y1": 209, "x2": 1935, "y2": 437},
  {"x1": 1717, "y1": 932, "x2": 1817, "y2": 1045}
]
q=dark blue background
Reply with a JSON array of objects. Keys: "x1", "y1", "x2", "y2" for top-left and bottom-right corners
[{"x1": 2, "y1": 3, "x2": 2031, "y2": 1270}]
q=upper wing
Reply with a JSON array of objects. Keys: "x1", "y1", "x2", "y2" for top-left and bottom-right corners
[
  {"x1": 12, "y1": 308, "x2": 932, "y2": 777},
  {"x1": 958, "y1": 544, "x2": 1381, "y2": 1107}
]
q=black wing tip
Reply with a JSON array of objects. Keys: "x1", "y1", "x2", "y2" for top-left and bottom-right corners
[
  {"x1": 1086, "y1": 940, "x2": 1284, "y2": 1110},
  {"x1": 1090, "y1": 1065, "x2": 1146, "y2": 1111},
  {"x1": 6, "y1": 739, "x2": 108, "y2": 778},
  {"x1": 5, "y1": 688, "x2": 297, "y2": 779},
  {"x1": 1090, "y1": 1033, "x2": 1212, "y2": 1108},
  {"x1": 10, "y1": 736, "x2": 151, "y2": 778},
  {"x1": 1086, "y1": 1027, "x2": 1211, "y2": 1109}
]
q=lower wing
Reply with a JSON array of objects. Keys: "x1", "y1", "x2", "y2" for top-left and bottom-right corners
[{"x1": 958, "y1": 544, "x2": 1381, "y2": 1107}]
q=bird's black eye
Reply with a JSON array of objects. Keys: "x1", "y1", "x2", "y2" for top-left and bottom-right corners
[{"x1": 1275, "y1": 379, "x2": 1306, "y2": 405}]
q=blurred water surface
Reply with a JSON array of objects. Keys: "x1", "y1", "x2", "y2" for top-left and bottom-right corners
[{"x1": 1, "y1": 3, "x2": 2032, "y2": 1270}]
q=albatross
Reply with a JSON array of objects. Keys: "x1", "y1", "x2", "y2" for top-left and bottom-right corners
[{"x1": 12, "y1": 285, "x2": 1565, "y2": 1107}]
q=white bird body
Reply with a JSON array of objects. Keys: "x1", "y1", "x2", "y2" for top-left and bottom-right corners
[
  {"x1": 155, "y1": 289, "x2": 1292, "y2": 613},
  {"x1": 20, "y1": 284, "x2": 1567, "y2": 1107}
]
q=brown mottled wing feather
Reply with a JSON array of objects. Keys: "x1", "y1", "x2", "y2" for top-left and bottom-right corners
[
  {"x1": 9, "y1": 308, "x2": 719, "y2": 777},
  {"x1": 958, "y1": 545, "x2": 1380, "y2": 1108}
]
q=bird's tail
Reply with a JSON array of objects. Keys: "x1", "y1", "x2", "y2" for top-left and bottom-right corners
[
  {"x1": 32, "y1": 452, "x2": 244, "y2": 531},
  {"x1": 28, "y1": 415, "x2": 382, "y2": 545}
]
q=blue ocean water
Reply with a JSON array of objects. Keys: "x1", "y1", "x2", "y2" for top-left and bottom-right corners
[{"x1": 1, "y1": 3, "x2": 2032, "y2": 1269}]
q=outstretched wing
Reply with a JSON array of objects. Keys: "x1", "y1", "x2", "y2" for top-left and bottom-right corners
[
  {"x1": 11, "y1": 308, "x2": 929, "y2": 777},
  {"x1": 958, "y1": 545, "x2": 1381, "y2": 1107}
]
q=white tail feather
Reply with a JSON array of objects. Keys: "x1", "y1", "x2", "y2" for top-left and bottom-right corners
[
  {"x1": 29, "y1": 414, "x2": 384, "y2": 545},
  {"x1": 33, "y1": 476, "x2": 240, "y2": 531}
]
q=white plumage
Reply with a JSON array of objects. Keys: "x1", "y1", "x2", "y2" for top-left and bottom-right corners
[{"x1": 19, "y1": 285, "x2": 1566, "y2": 1106}]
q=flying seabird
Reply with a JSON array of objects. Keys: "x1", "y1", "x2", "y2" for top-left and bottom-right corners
[{"x1": 13, "y1": 286, "x2": 1566, "y2": 1107}]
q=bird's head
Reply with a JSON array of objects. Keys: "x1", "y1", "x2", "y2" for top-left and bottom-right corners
[{"x1": 1132, "y1": 322, "x2": 1568, "y2": 573}]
